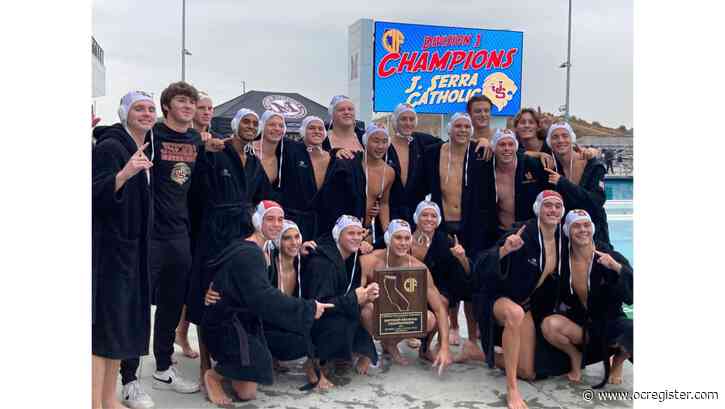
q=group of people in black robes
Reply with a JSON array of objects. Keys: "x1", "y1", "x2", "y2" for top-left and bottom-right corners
[{"x1": 92, "y1": 82, "x2": 633, "y2": 409}]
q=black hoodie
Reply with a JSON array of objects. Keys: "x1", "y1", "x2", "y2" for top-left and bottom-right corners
[{"x1": 92, "y1": 123, "x2": 153, "y2": 359}]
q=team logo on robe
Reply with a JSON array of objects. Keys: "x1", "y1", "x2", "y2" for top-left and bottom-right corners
[
  {"x1": 297, "y1": 160, "x2": 307, "y2": 168},
  {"x1": 525, "y1": 171, "x2": 533, "y2": 180},
  {"x1": 220, "y1": 168, "x2": 232, "y2": 177},
  {"x1": 482, "y1": 72, "x2": 518, "y2": 112},
  {"x1": 171, "y1": 162, "x2": 191, "y2": 185},
  {"x1": 262, "y1": 95, "x2": 307, "y2": 119}
]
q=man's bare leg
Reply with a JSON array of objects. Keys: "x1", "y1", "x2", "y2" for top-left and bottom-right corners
[
  {"x1": 449, "y1": 301, "x2": 461, "y2": 345},
  {"x1": 101, "y1": 359, "x2": 128, "y2": 409},
  {"x1": 454, "y1": 302, "x2": 486, "y2": 363},
  {"x1": 541, "y1": 315, "x2": 584, "y2": 383},
  {"x1": 231, "y1": 380, "x2": 257, "y2": 401},
  {"x1": 493, "y1": 298, "x2": 529, "y2": 409},
  {"x1": 303, "y1": 358, "x2": 319, "y2": 385},
  {"x1": 419, "y1": 311, "x2": 438, "y2": 362},
  {"x1": 175, "y1": 307, "x2": 199, "y2": 359},
  {"x1": 360, "y1": 303, "x2": 375, "y2": 335},
  {"x1": 609, "y1": 348, "x2": 630, "y2": 385},
  {"x1": 92, "y1": 355, "x2": 106, "y2": 409},
  {"x1": 516, "y1": 311, "x2": 536, "y2": 381},
  {"x1": 203, "y1": 368, "x2": 232, "y2": 406},
  {"x1": 317, "y1": 368, "x2": 335, "y2": 390},
  {"x1": 197, "y1": 326, "x2": 211, "y2": 393}
]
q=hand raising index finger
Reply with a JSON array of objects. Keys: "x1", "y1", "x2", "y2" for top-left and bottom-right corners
[
  {"x1": 136, "y1": 142, "x2": 150, "y2": 154},
  {"x1": 515, "y1": 224, "x2": 526, "y2": 236}
]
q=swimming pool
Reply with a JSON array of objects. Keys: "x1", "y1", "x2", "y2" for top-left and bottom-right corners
[{"x1": 604, "y1": 178, "x2": 633, "y2": 318}]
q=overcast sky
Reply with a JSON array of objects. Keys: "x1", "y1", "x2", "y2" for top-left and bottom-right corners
[{"x1": 92, "y1": 0, "x2": 632, "y2": 129}]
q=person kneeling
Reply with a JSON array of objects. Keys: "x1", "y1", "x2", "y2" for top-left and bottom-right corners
[
  {"x1": 540, "y1": 209, "x2": 633, "y2": 387},
  {"x1": 360, "y1": 219, "x2": 453, "y2": 373},
  {"x1": 200, "y1": 201, "x2": 334, "y2": 405}
]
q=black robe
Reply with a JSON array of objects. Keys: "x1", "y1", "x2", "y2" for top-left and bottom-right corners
[
  {"x1": 471, "y1": 218, "x2": 563, "y2": 375},
  {"x1": 347, "y1": 152, "x2": 391, "y2": 248},
  {"x1": 321, "y1": 125, "x2": 365, "y2": 152},
  {"x1": 487, "y1": 152, "x2": 552, "y2": 239},
  {"x1": 301, "y1": 239, "x2": 378, "y2": 364},
  {"x1": 186, "y1": 142, "x2": 271, "y2": 325},
  {"x1": 387, "y1": 132, "x2": 442, "y2": 224},
  {"x1": 420, "y1": 230, "x2": 471, "y2": 304},
  {"x1": 553, "y1": 246, "x2": 633, "y2": 373},
  {"x1": 264, "y1": 250, "x2": 310, "y2": 361},
  {"x1": 201, "y1": 239, "x2": 316, "y2": 384},
  {"x1": 553, "y1": 156, "x2": 612, "y2": 249},
  {"x1": 92, "y1": 123, "x2": 153, "y2": 359},
  {"x1": 279, "y1": 140, "x2": 365, "y2": 241},
  {"x1": 416, "y1": 141, "x2": 498, "y2": 259}
]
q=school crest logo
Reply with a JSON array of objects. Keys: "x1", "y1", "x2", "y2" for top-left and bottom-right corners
[
  {"x1": 171, "y1": 162, "x2": 191, "y2": 185},
  {"x1": 483, "y1": 72, "x2": 518, "y2": 112},
  {"x1": 297, "y1": 160, "x2": 308, "y2": 168},
  {"x1": 525, "y1": 171, "x2": 534, "y2": 180}
]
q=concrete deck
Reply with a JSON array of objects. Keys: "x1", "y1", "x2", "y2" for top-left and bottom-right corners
[{"x1": 130, "y1": 310, "x2": 632, "y2": 409}]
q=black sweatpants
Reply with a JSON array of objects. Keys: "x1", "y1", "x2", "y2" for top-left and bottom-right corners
[{"x1": 121, "y1": 237, "x2": 192, "y2": 383}]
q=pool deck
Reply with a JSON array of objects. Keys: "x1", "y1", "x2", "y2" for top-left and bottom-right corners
[{"x1": 130, "y1": 309, "x2": 633, "y2": 409}]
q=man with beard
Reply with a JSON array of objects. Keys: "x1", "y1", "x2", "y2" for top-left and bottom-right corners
[
  {"x1": 359, "y1": 220, "x2": 453, "y2": 373},
  {"x1": 544, "y1": 122, "x2": 612, "y2": 249},
  {"x1": 540, "y1": 209, "x2": 632, "y2": 387},
  {"x1": 302, "y1": 215, "x2": 381, "y2": 390},
  {"x1": 186, "y1": 107, "x2": 271, "y2": 388},
  {"x1": 201, "y1": 201, "x2": 334, "y2": 405},
  {"x1": 471, "y1": 190, "x2": 566, "y2": 409},
  {"x1": 279, "y1": 115, "x2": 366, "y2": 240},
  {"x1": 386, "y1": 103, "x2": 440, "y2": 224}
]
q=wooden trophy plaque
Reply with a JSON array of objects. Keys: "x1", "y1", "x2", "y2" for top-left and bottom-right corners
[{"x1": 372, "y1": 266, "x2": 427, "y2": 339}]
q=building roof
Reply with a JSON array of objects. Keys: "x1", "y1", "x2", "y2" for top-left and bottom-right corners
[{"x1": 212, "y1": 90, "x2": 330, "y2": 136}]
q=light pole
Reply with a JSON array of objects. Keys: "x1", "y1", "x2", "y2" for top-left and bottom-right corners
[
  {"x1": 181, "y1": 0, "x2": 192, "y2": 81},
  {"x1": 562, "y1": 0, "x2": 572, "y2": 120}
]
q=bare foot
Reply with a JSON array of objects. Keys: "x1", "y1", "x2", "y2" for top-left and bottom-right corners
[
  {"x1": 303, "y1": 359, "x2": 319, "y2": 385},
  {"x1": 355, "y1": 356, "x2": 373, "y2": 374},
  {"x1": 566, "y1": 368, "x2": 582, "y2": 383},
  {"x1": 454, "y1": 340, "x2": 486, "y2": 363},
  {"x1": 175, "y1": 332, "x2": 200, "y2": 359},
  {"x1": 315, "y1": 371, "x2": 335, "y2": 391},
  {"x1": 382, "y1": 342, "x2": 410, "y2": 366},
  {"x1": 203, "y1": 369, "x2": 232, "y2": 407},
  {"x1": 609, "y1": 356, "x2": 625, "y2": 384},
  {"x1": 449, "y1": 328, "x2": 461, "y2": 346},
  {"x1": 507, "y1": 388, "x2": 529, "y2": 409},
  {"x1": 405, "y1": 338, "x2": 421, "y2": 349}
]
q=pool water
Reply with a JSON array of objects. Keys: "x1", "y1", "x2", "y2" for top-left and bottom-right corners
[{"x1": 604, "y1": 178, "x2": 633, "y2": 318}]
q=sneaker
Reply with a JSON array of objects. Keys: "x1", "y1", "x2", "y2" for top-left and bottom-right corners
[
  {"x1": 121, "y1": 380, "x2": 154, "y2": 409},
  {"x1": 152, "y1": 366, "x2": 200, "y2": 393}
]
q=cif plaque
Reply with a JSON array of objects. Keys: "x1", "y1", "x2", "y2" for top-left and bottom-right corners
[{"x1": 372, "y1": 266, "x2": 427, "y2": 339}]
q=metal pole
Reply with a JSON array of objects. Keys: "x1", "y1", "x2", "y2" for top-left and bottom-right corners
[
  {"x1": 564, "y1": 0, "x2": 572, "y2": 120},
  {"x1": 182, "y1": 0, "x2": 186, "y2": 81}
]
